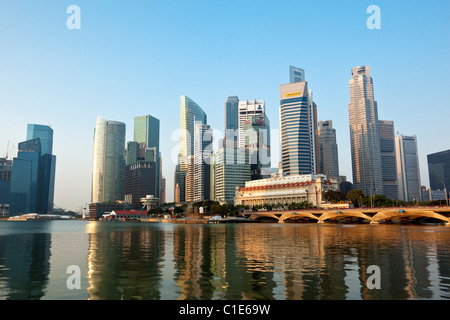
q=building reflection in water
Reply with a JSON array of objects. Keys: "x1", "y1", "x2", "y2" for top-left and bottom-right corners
[
  {"x1": 0, "y1": 222, "x2": 51, "y2": 300},
  {"x1": 84, "y1": 222, "x2": 450, "y2": 300}
]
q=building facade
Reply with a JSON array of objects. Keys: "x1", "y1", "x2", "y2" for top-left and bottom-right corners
[
  {"x1": 348, "y1": 66, "x2": 384, "y2": 197},
  {"x1": 175, "y1": 96, "x2": 207, "y2": 203},
  {"x1": 215, "y1": 147, "x2": 251, "y2": 203},
  {"x1": 238, "y1": 99, "x2": 265, "y2": 149},
  {"x1": 378, "y1": 120, "x2": 398, "y2": 200},
  {"x1": 0, "y1": 158, "x2": 12, "y2": 208},
  {"x1": 243, "y1": 114, "x2": 271, "y2": 180},
  {"x1": 395, "y1": 134, "x2": 421, "y2": 202},
  {"x1": 234, "y1": 174, "x2": 338, "y2": 208},
  {"x1": 427, "y1": 149, "x2": 450, "y2": 200},
  {"x1": 124, "y1": 161, "x2": 157, "y2": 210},
  {"x1": 225, "y1": 96, "x2": 239, "y2": 143},
  {"x1": 318, "y1": 120, "x2": 339, "y2": 180},
  {"x1": 91, "y1": 115, "x2": 126, "y2": 203},
  {"x1": 280, "y1": 80, "x2": 318, "y2": 176}
]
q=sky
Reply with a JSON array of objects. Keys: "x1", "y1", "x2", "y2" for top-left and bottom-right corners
[{"x1": 0, "y1": 0, "x2": 449, "y2": 211}]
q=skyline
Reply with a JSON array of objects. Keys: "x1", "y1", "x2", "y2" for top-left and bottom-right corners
[{"x1": 1, "y1": 1, "x2": 449, "y2": 211}]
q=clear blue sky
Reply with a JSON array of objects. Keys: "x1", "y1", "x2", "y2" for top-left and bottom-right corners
[{"x1": 1, "y1": 0, "x2": 449, "y2": 211}]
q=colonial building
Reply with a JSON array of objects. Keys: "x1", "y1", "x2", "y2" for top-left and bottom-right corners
[{"x1": 234, "y1": 174, "x2": 338, "y2": 208}]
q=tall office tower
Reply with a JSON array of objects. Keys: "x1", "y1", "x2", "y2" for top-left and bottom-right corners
[
  {"x1": 280, "y1": 81, "x2": 319, "y2": 175},
  {"x1": 243, "y1": 114, "x2": 271, "y2": 180},
  {"x1": 378, "y1": 120, "x2": 398, "y2": 200},
  {"x1": 160, "y1": 176, "x2": 166, "y2": 204},
  {"x1": 193, "y1": 123, "x2": 213, "y2": 202},
  {"x1": 289, "y1": 66, "x2": 305, "y2": 83},
  {"x1": 9, "y1": 138, "x2": 41, "y2": 214},
  {"x1": 27, "y1": 124, "x2": 56, "y2": 213},
  {"x1": 133, "y1": 115, "x2": 160, "y2": 200},
  {"x1": 175, "y1": 96, "x2": 207, "y2": 203},
  {"x1": 348, "y1": 66, "x2": 384, "y2": 197},
  {"x1": 209, "y1": 153, "x2": 216, "y2": 201},
  {"x1": 225, "y1": 96, "x2": 239, "y2": 143},
  {"x1": 395, "y1": 134, "x2": 421, "y2": 202},
  {"x1": 318, "y1": 120, "x2": 339, "y2": 180},
  {"x1": 91, "y1": 115, "x2": 126, "y2": 203},
  {"x1": 427, "y1": 149, "x2": 450, "y2": 199},
  {"x1": 123, "y1": 161, "x2": 157, "y2": 209},
  {"x1": 214, "y1": 146, "x2": 250, "y2": 203},
  {"x1": 0, "y1": 158, "x2": 12, "y2": 213},
  {"x1": 237, "y1": 99, "x2": 265, "y2": 149}
]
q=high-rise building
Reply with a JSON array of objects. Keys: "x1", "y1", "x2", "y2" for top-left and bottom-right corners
[
  {"x1": 123, "y1": 161, "x2": 157, "y2": 210},
  {"x1": 378, "y1": 120, "x2": 398, "y2": 200},
  {"x1": 10, "y1": 138, "x2": 41, "y2": 214},
  {"x1": 91, "y1": 115, "x2": 126, "y2": 203},
  {"x1": 395, "y1": 134, "x2": 421, "y2": 202},
  {"x1": 27, "y1": 124, "x2": 56, "y2": 213},
  {"x1": 243, "y1": 114, "x2": 271, "y2": 180},
  {"x1": 280, "y1": 80, "x2": 318, "y2": 176},
  {"x1": 176, "y1": 96, "x2": 207, "y2": 203},
  {"x1": 0, "y1": 158, "x2": 13, "y2": 212},
  {"x1": 348, "y1": 66, "x2": 383, "y2": 197},
  {"x1": 318, "y1": 120, "x2": 339, "y2": 180},
  {"x1": 193, "y1": 123, "x2": 213, "y2": 202},
  {"x1": 133, "y1": 115, "x2": 160, "y2": 201},
  {"x1": 237, "y1": 99, "x2": 265, "y2": 149},
  {"x1": 160, "y1": 176, "x2": 166, "y2": 204},
  {"x1": 225, "y1": 96, "x2": 239, "y2": 143},
  {"x1": 289, "y1": 66, "x2": 305, "y2": 83},
  {"x1": 214, "y1": 147, "x2": 250, "y2": 203},
  {"x1": 427, "y1": 149, "x2": 450, "y2": 200}
]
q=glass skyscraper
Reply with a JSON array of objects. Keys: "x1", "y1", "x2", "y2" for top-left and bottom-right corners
[
  {"x1": 26, "y1": 124, "x2": 56, "y2": 213},
  {"x1": 427, "y1": 149, "x2": 450, "y2": 199},
  {"x1": 91, "y1": 115, "x2": 126, "y2": 203},
  {"x1": 175, "y1": 96, "x2": 207, "y2": 203},
  {"x1": 243, "y1": 114, "x2": 271, "y2": 180},
  {"x1": 395, "y1": 134, "x2": 421, "y2": 202},
  {"x1": 318, "y1": 120, "x2": 339, "y2": 180},
  {"x1": 225, "y1": 96, "x2": 239, "y2": 143},
  {"x1": 348, "y1": 66, "x2": 384, "y2": 197},
  {"x1": 10, "y1": 138, "x2": 41, "y2": 214}
]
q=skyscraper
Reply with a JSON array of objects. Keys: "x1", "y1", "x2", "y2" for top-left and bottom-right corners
[
  {"x1": 427, "y1": 149, "x2": 450, "y2": 200},
  {"x1": 279, "y1": 80, "x2": 318, "y2": 175},
  {"x1": 318, "y1": 120, "x2": 339, "y2": 180},
  {"x1": 193, "y1": 123, "x2": 213, "y2": 202},
  {"x1": 131, "y1": 115, "x2": 161, "y2": 202},
  {"x1": 27, "y1": 124, "x2": 56, "y2": 213},
  {"x1": 243, "y1": 114, "x2": 271, "y2": 180},
  {"x1": 225, "y1": 96, "x2": 239, "y2": 143},
  {"x1": 348, "y1": 66, "x2": 383, "y2": 197},
  {"x1": 175, "y1": 96, "x2": 207, "y2": 203},
  {"x1": 91, "y1": 115, "x2": 126, "y2": 203},
  {"x1": 10, "y1": 138, "x2": 41, "y2": 214},
  {"x1": 378, "y1": 120, "x2": 398, "y2": 200},
  {"x1": 395, "y1": 134, "x2": 421, "y2": 202},
  {"x1": 289, "y1": 66, "x2": 305, "y2": 83},
  {"x1": 237, "y1": 99, "x2": 265, "y2": 149}
]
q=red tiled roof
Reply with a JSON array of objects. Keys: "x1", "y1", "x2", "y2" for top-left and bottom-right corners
[
  {"x1": 240, "y1": 180, "x2": 332, "y2": 192},
  {"x1": 112, "y1": 211, "x2": 146, "y2": 215}
]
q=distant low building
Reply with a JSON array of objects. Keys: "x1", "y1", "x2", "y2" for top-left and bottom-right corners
[
  {"x1": 234, "y1": 174, "x2": 338, "y2": 208},
  {"x1": 88, "y1": 202, "x2": 131, "y2": 220}
]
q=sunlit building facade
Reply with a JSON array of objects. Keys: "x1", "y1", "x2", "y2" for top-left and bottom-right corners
[{"x1": 91, "y1": 115, "x2": 126, "y2": 203}]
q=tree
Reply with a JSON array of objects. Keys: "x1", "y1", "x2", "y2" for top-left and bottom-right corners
[
  {"x1": 347, "y1": 189, "x2": 366, "y2": 208},
  {"x1": 323, "y1": 190, "x2": 346, "y2": 203}
]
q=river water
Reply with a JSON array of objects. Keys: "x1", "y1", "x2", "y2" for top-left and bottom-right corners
[{"x1": 0, "y1": 220, "x2": 449, "y2": 300}]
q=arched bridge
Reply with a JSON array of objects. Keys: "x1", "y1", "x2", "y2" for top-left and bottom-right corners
[{"x1": 242, "y1": 208, "x2": 450, "y2": 226}]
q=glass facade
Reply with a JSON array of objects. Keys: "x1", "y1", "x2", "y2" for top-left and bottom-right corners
[
  {"x1": 10, "y1": 138, "x2": 41, "y2": 214},
  {"x1": 27, "y1": 124, "x2": 53, "y2": 155},
  {"x1": 91, "y1": 115, "x2": 126, "y2": 203},
  {"x1": 427, "y1": 149, "x2": 450, "y2": 199},
  {"x1": 243, "y1": 114, "x2": 271, "y2": 180},
  {"x1": 225, "y1": 96, "x2": 239, "y2": 142}
]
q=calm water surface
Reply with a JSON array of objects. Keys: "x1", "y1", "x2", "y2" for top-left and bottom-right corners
[{"x1": 0, "y1": 220, "x2": 449, "y2": 300}]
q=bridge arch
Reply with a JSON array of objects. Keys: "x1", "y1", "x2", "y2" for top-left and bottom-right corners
[
  {"x1": 371, "y1": 210, "x2": 449, "y2": 224},
  {"x1": 318, "y1": 211, "x2": 373, "y2": 224}
]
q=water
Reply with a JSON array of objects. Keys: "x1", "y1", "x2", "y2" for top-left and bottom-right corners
[{"x1": 0, "y1": 220, "x2": 449, "y2": 300}]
